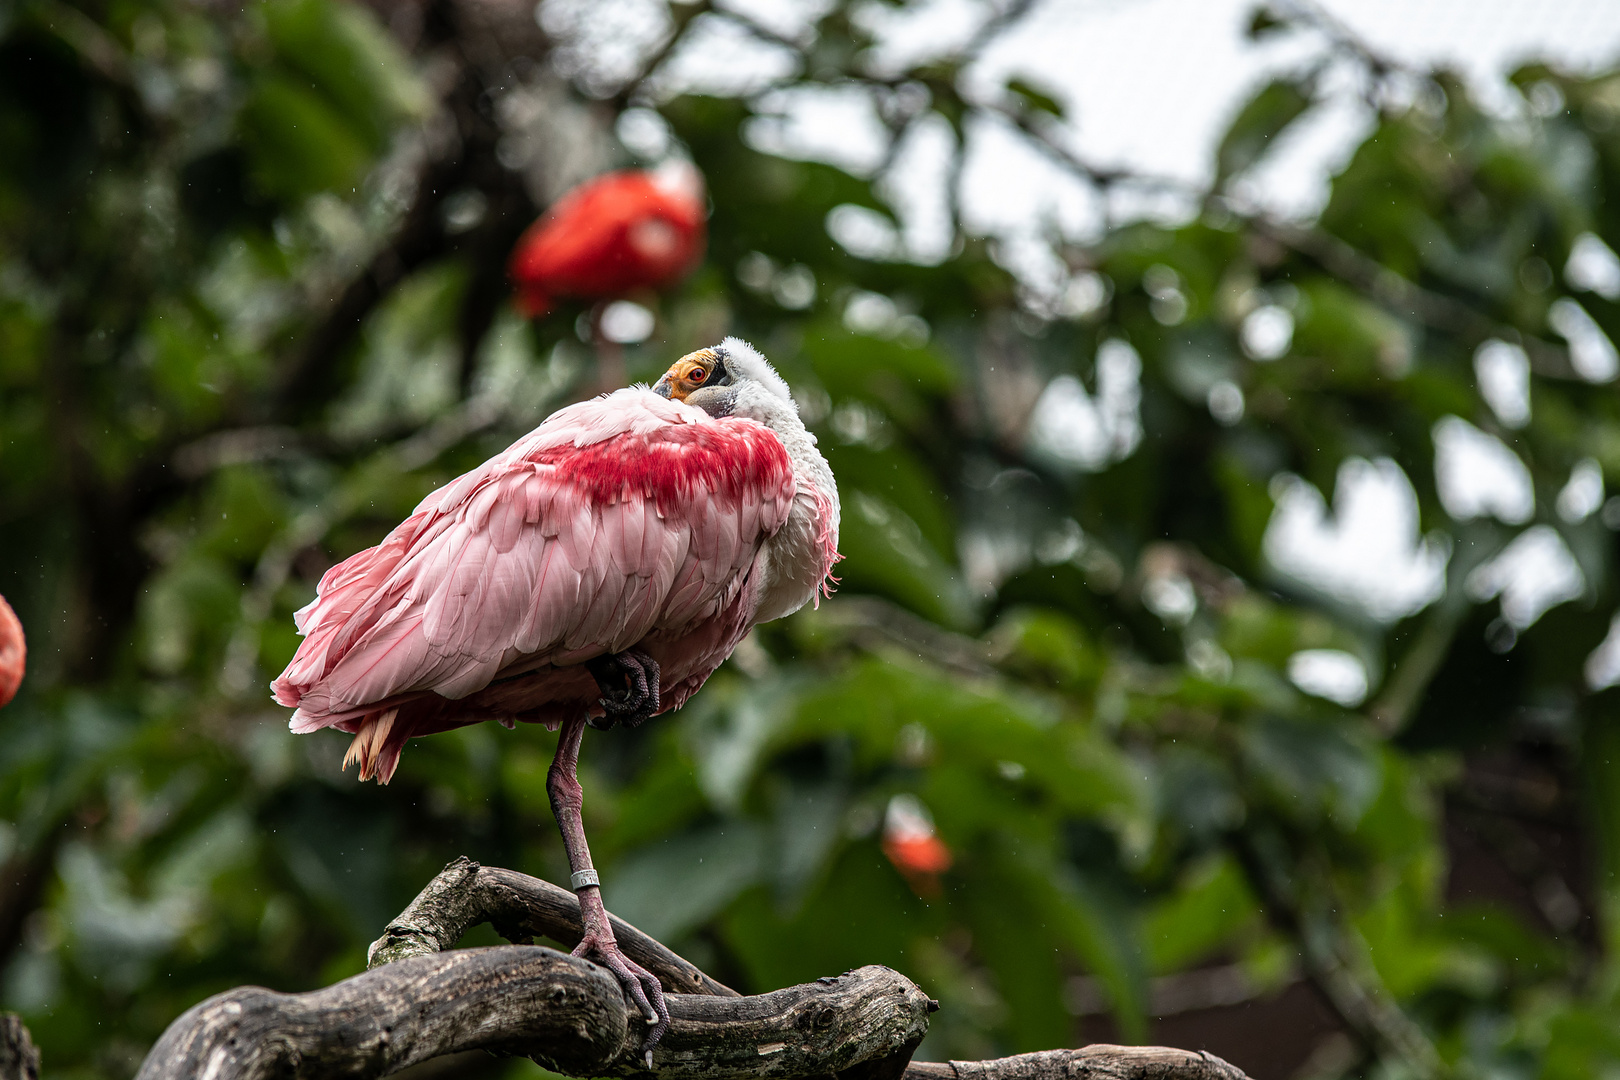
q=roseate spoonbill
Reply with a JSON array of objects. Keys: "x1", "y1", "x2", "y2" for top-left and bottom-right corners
[
  {"x1": 271, "y1": 339, "x2": 838, "y2": 1056},
  {"x1": 0, "y1": 596, "x2": 23, "y2": 708},
  {"x1": 508, "y1": 163, "x2": 706, "y2": 318}
]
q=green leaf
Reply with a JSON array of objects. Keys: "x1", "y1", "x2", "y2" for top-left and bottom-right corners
[
  {"x1": 1214, "y1": 75, "x2": 1315, "y2": 183},
  {"x1": 836, "y1": 489, "x2": 974, "y2": 629},
  {"x1": 1006, "y1": 78, "x2": 1066, "y2": 120},
  {"x1": 606, "y1": 821, "x2": 769, "y2": 942},
  {"x1": 1143, "y1": 856, "x2": 1260, "y2": 973},
  {"x1": 260, "y1": 0, "x2": 429, "y2": 149},
  {"x1": 239, "y1": 74, "x2": 374, "y2": 200},
  {"x1": 1245, "y1": 6, "x2": 1294, "y2": 40}
]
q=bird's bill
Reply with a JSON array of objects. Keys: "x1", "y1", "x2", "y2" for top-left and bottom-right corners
[{"x1": 652, "y1": 348, "x2": 720, "y2": 401}]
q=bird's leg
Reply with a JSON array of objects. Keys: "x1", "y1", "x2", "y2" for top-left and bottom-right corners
[
  {"x1": 547, "y1": 714, "x2": 669, "y2": 1062},
  {"x1": 586, "y1": 649, "x2": 661, "y2": 729}
]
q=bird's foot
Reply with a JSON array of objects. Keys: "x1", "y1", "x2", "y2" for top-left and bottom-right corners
[
  {"x1": 586, "y1": 650, "x2": 660, "y2": 729},
  {"x1": 573, "y1": 928, "x2": 669, "y2": 1065}
]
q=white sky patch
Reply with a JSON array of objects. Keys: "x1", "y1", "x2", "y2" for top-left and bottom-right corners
[
  {"x1": 1288, "y1": 649, "x2": 1369, "y2": 707},
  {"x1": 1466, "y1": 525, "x2": 1586, "y2": 629},
  {"x1": 651, "y1": 11, "x2": 801, "y2": 98},
  {"x1": 969, "y1": 0, "x2": 1317, "y2": 190},
  {"x1": 1473, "y1": 339, "x2": 1531, "y2": 428},
  {"x1": 744, "y1": 85, "x2": 888, "y2": 175},
  {"x1": 1227, "y1": 76, "x2": 1377, "y2": 220},
  {"x1": 968, "y1": 0, "x2": 1620, "y2": 220},
  {"x1": 560, "y1": 0, "x2": 1620, "y2": 280},
  {"x1": 1263, "y1": 457, "x2": 1448, "y2": 623},
  {"x1": 1566, "y1": 232, "x2": 1620, "y2": 300},
  {"x1": 616, "y1": 107, "x2": 672, "y2": 159},
  {"x1": 1558, "y1": 458, "x2": 1606, "y2": 524},
  {"x1": 1433, "y1": 416, "x2": 1534, "y2": 525},
  {"x1": 1548, "y1": 298, "x2": 1620, "y2": 382},
  {"x1": 540, "y1": 0, "x2": 670, "y2": 95},
  {"x1": 826, "y1": 205, "x2": 903, "y2": 260},
  {"x1": 999, "y1": 235, "x2": 1075, "y2": 308},
  {"x1": 852, "y1": 0, "x2": 986, "y2": 77},
  {"x1": 717, "y1": 0, "x2": 833, "y2": 43},
  {"x1": 1321, "y1": 1, "x2": 1620, "y2": 116},
  {"x1": 878, "y1": 113, "x2": 958, "y2": 264},
  {"x1": 1026, "y1": 340, "x2": 1142, "y2": 472},
  {"x1": 729, "y1": 0, "x2": 1620, "y2": 284},
  {"x1": 598, "y1": 300, "x2": 654, "y2": 343},
  {"x1": 959, "y1": 113, "x2": 1105, "y2": 244},
  {"x1": 1241, "y1": 305, "x2": 1294, "y2": 360},
  {"x1": 1585, "y1": 612, "x2": 1620, "y2": 690}
]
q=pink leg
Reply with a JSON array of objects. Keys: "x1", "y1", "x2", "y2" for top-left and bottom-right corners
[{"x1": 547, "y1": 714, "x2": 669, "y2": 1060}]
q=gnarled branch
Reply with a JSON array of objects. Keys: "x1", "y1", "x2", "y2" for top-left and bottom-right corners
[
  {"x1": 907, "y1": 1047, "x2": 1250, "y2": 1080},
  {"x1": 367, "y1": 856, "x2": 737, "y2": 997},
  {"x1": 1, "y1": 1013, "x2": 40, "y2": 1080},
  {"x1": 137, "y1": 860, "x2": 1253, "y2": 1080},
  {"x1": 136, "y1": 952, "x2": 930, "y2": 1080}
]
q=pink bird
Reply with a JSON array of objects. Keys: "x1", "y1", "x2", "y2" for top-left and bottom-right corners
[
  {"x1": 271, "y1": 338, "x2": 839, "y2": 1055},
  {"x1": 0, "y1": 595, "x2": 23, "y2": 708}
]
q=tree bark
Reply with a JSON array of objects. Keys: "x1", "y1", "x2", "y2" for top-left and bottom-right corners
[
  {"x1": 137, "y1": 861, "x2": 1253, "y2": 1080},
  {"x1": 135, "y1": 950, "x2": 930, "y2": 1080},
  {"x1": 904, "y1": 1048, "x2": 1250, "y2": 1080},
  {"x1": 0, "y1": 1013, "x2": 40, "y2": 1080},
  {"x1": 367, "y1": 856, "x2": 737, "y2": 997}
]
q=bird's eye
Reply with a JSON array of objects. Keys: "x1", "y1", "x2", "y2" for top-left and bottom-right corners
[{"x1": 688, "y1": 367, "x2": 707, "y2": 383}]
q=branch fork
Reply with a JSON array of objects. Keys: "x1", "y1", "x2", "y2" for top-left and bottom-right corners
[{"x1": 133, "y1": 858, "x2": 1252, "y2": 1080}]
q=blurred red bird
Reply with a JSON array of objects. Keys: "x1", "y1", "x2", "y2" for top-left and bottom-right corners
[
  {"x1": 509, "y1": 163, "x2": 706, "y2": 317},
  {"x1": 882, "y1": 794, "x2": 952, "y2": 897},
  {"x1": 0, "y1": 595, "x2": 24, "y2": 708}
]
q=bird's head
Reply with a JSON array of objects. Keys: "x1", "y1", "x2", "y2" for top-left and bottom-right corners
[{"x1": 652, "y1": 337, "x2": 797, "y2": 424}]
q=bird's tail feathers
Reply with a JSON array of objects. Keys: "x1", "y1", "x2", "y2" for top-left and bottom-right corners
[{"x1": 343, "y1": 708, "x2": 403, "y2": 784}]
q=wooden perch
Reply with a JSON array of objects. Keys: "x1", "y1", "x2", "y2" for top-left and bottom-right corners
[
  {"x1": 136, "y1": 951, "x2": 928, "y2": 1080},
  {"x1": 135, "y1": 859, "x2": 1254, "y2": 1080},
  {"x1": 1, "y1": 1013, "x2": 40, "y2": 1080},
  {"x1": 367, "y1": 855, "x2": 736, "y2": 997},
  {"x1": 906, "y1": 1048, "x2": 1251, "y2": 1080}
]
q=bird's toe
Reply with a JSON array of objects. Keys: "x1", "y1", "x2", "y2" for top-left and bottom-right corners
[{"x1": 575, "y1": 934, "x2": 670, "y2": 1060}]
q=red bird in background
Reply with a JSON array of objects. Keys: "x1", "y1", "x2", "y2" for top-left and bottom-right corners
[
  {"x1": 0, "y1": 595, "x2": 24, "y2": 708},
  {"x1": 508, "y1": 162, "x2": 706, "y2": 318},
  {"x1": 882, "y1": 794, "x2": 952, "y2": 898}
]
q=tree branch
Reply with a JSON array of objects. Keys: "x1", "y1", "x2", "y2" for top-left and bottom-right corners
[
  {"x1": 138, "y1": 860, "x2": 1253, "y2": 1080},
  {"x1": 1243, "y1": 214, "x2": 1576, "y2": 377},
  {"x1": 0, "y1": 1014, "x2": 40, "y2": 1080},
  {"x1": 990, "y1": 98, "x2": 1577, "y2": 378},
  {"x1": 137, "y1": 950, "x2": 933, "y2": 1080},
  {"x1": 905, "y1": 1047, "x2": 1250, "y2": 1080},
  {"x1": 368, "y1": 856, "x2": 738, "y2": 997}
]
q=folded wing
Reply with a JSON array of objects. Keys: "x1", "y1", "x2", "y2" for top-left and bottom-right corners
[{"x1": 272, "y1": 389, "x2": 795, "y2": 728}]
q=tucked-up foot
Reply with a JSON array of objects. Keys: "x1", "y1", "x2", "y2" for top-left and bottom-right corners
[
  {"x1": 586, "y1": 650, "x2": 660, "y2": 729},
  {"x1": 573, "y1": 929, "x2": 670, "y2": 1065}
]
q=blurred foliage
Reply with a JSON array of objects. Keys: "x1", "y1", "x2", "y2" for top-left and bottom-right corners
[{"x1": 5, "y1": 1, "x2": 1620, "y2": 1078}]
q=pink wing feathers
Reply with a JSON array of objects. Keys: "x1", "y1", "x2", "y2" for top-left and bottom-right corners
[{"x1": 272, "y1": 389, "x2": 795, "y2": 732}]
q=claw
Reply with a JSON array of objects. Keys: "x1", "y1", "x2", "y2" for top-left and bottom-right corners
[
  {"x1": 586, "y1": 650, "x2": 661, "y2": 728},
  {"x1": 573, "y1": 930, "x2": 671, "y2": 1061}
]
